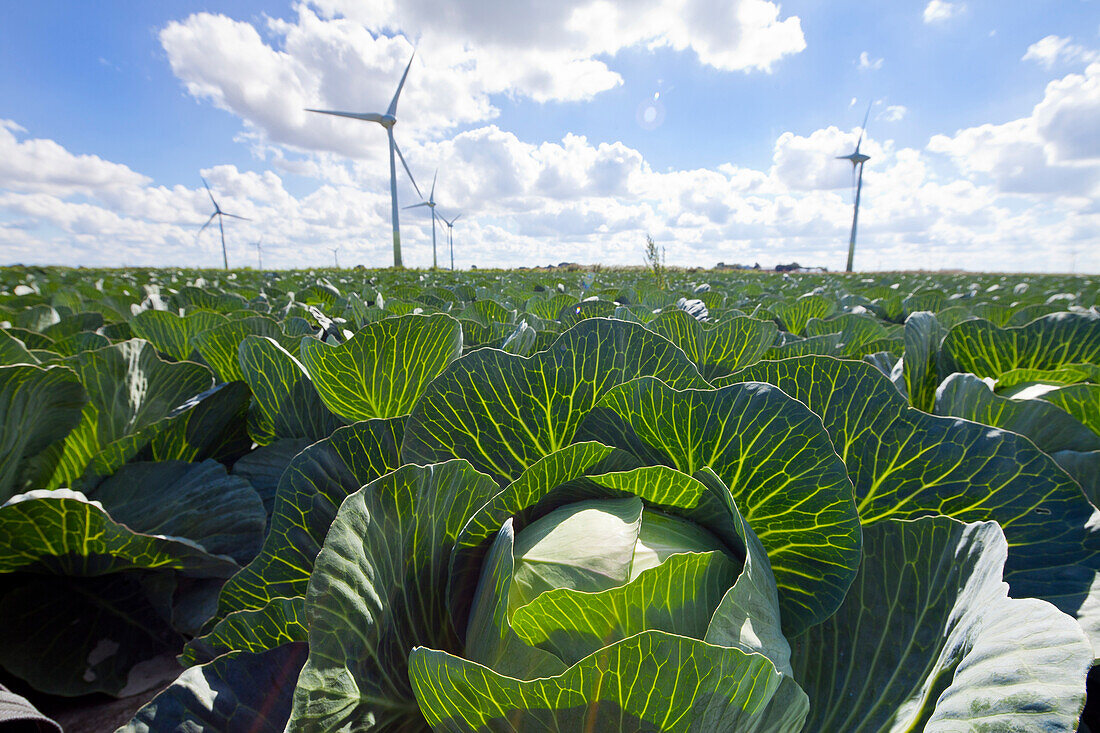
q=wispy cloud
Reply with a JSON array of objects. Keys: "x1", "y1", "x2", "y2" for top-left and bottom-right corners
[
  {"x1": 923, "y1": 1, "x2": 964, "y2": 24},
  {"x1": 858, "y1": 52, "x2": 883, "y2": 70},
  {"x1": 1022, "y1": 36, "x2": 1099, "y2": 69},
  {"x1": 880, "y1": 105, "x2": 907, "y2": 122}
]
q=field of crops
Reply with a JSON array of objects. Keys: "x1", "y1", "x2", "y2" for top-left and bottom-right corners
[{"x1": 0, "y1": 265, "x2": 1098, "y2": 732}]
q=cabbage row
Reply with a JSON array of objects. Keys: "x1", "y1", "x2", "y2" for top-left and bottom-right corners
[{"x1": 0, "y1": 265, "x2": 1097, "y2": 732}]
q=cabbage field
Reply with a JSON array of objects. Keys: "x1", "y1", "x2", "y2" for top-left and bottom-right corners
[{"x1": 0, "y1": 265, "x2": 1098, "y2": 732}]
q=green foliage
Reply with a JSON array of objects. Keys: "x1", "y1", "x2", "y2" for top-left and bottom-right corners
[{"x1": 0, "y1": 266, "x2": 1096, "y2": 732}]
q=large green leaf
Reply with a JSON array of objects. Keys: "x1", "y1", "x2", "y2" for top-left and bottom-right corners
[
  {"x1": 1053, "y1": 450, "x2": 1100, "y2": 506},
  {"x1": 121, "y1": 643, "x2": 308, "y2": 732},
  {"x1": 288, "y1": 461, "x2": 503, "y2": 731},
  {"x1": 5, "y1": 327, "x2": 55, "y2": 351},
  {"x1": 180, "y1": 597, "x2": 307, "y2": 666},
  {"x1": 0, "y1": 328, "x2": 39, "y2": 365},
  {"x1": 996, "y1": 364, "x2": 1100, "y2": 394},
  {"x1": 0, "y1": 364, "x2": 86, "y2": 502},
  {"x1": 49, "y1": 330, "x2": 110, "y2": 357},
  {"x1": 459, "y1": 300, "x2": 515, "y2": 346},
  {"x1": 238, "y1": 336, "x2": 344, "y2": 445},
  {"x1": 902, "y1": 310, "x2": 945, "y2": 412},
  {"x1": 13, "y1": 304, "x2": 58, "y2": 332},
  {"x1": 28, "y1": 345, "x2": 247, "y2": 489},
  {"x1": 935, "y1": 373, "x2": 1100, "y2": 453},
  {"x1": 87, "y1": 460, "x2": 266, "y2": 566},
  {"x1": 130, "y1": 309, "x2": 228, "y2": 361},
  {"x1": 214, "y1": 418, "x2": 404, "y2": 620},
  {"x1": 804, "y1": 313, "x2": 888, "y2": 352},
  {"x1": 726, "y1": 356, "x2": 1100, "y2": 646},
  {"x1": 942, "y1": 311, "x2": 1100, "y2": 379},
  {"x1": 646, "y1": 310, "x2": 778, "y2": 379},
  {"x1": 0, "y1": 474, "x2": 252, "y2": 696},
  {"x1": 299, "y1": 313, "x2": 462, "y2": 421},
  {"x1": 0, "y1": 489, "x2": 239, "y2": 578},
  {"x1": 192, "y1": 316, "x2": 297, "y2": 383},
  {"x1": 230, "y1": 438, "x2": 312, "y2": 519},
  {"x1": 403, "y1": 318, "x2": 709, "y2": 483},
  {"x1": 65, "y1": 339, "x2": 214, "y2": 447},
  {"x1": 773, "y1": 294, "x2": 835, "y2": 335},
  {"x1": 1039, "y1": 383, "x2": 1100, "y2": 438},
  {"x1": 793, "y1": 517, "x2": 1090, "y2": 732},
  {"x1": 171, "y1": 286, "x2": 249, "y2": 315},
  {"x1": 42, "y1": 311, "x2": 103, "y2": 341},
  {"x1": 577, "y1": 377, "x2": 861, "y2": 634},
  {"x1": 143, "y1": 381, "x2": 251, "y2": 465},
  {"x1": 409, "y1": 631, "x2": 808, "y2": 733},
  {"x1": 763, "y1": 333, "x2": 842, "y2": 359}
]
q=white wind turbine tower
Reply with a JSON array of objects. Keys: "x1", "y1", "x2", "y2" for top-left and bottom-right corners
[
  {"x1": 837, "y1": 103, "x2": 872, "y2": 273},
  {"x1": 404, "y1": 170, "x2": 441, "y2": 268},
  {"x1": 330, "y1": 247, "x2": 339, "y2": 268},
  {"x1": 198, "y1": 177, "x2": 251, "y2": 270},
  {"x1": 441, "y1": 213, "x2": 461, "y2": 270},
  {"x1": 305, "y1": 52, "x2": 422, "y2": 268},
  {"x1": 253, "y1": 236, "x2": 263, "y2": 270}
]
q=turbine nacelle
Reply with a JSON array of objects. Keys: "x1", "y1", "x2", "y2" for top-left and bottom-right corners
[{"x1": 837, "y1": 152, "x2": 871, "y2": 166}]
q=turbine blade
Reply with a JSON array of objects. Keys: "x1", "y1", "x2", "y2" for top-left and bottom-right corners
[
  {"x1": 201, "y1": 177, "x2": 218, "y2": 209},
  {"x1": 393, "y1": 138, "x2": 422, "y2": 198},
  {"x1": 403, "y1": 202, "x2": 431, "y2": 209},
  {"x1": 197, "y1": 212, "x2": 217, "y2": 237},
  {"x1": 306, "y1": 109, "x2": 385, "y2": 123},
  {"x1": 856, "y1": 101, "x2": 872, "y2": 152},
  {"x1": 429, "y1": 169, "x2": 437, "y2": 202},
  {"x1": 451, "y1": 214, "x2": 461, "y2": 223},
  {"x1": 220, "y1": 212, "x2": 251, "y2": 221},
  {"x1": 387, "y1": 51, "x2": 416, "y2": 117}
]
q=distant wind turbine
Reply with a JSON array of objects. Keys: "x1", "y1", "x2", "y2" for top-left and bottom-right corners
[
  {"x1": 837, "y1": 103, "x2": 872, "y2": 273},
  {"x1": 253, "y1": 236, "x2": 263, "y2": 270},
  {"x1": 330, "y1": 246, "x2": 339, "y2": 268},
  {"x1": 404, "y1": 169, "x2": 440, "y2": 268},
  {"x1": 305, "y1": 52, "x2": 422, "y2": 268},
  {"x1": 198, "y1": 177, "x2": 251, "y2": 270},
  {"x1": 441, "y1": 212, "x2": 461, "y2": 270}
]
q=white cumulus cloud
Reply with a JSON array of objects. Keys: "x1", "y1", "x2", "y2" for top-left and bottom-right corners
[
  {"x1": 0, "y1": 121, "x2": 150, "y2": 196},
  {"x1": 929, "y1": 63, "x2": 1100, "y2": 194},
  {"x1": 159, "y1": 0, "x2": 806, "y2": 160}
]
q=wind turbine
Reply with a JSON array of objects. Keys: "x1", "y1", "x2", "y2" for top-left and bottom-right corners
[
  {"x1": 441, "y1": 213, "x2": 461, "y2": 270},
  {"x1": 330, "y1": 246, "x2": 339, "y2": 268},
  {"x1": 253, "y1": 236, "x2": 263, "y2": 270},
  {"x1": 198, "y1": 177, "x2": 251, "y2": 270},
  {"x1": 837, "y1": 103, "x2": 872, "y2": 273},
  {"x1": 305, "y1": 52, "x2": 422, "y2": 268},
  {"x1": 404, "y1": 169, "x2": 440, "y2": 268}
]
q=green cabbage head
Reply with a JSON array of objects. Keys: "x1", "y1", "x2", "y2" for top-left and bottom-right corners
[{"x1": 475, "y1": 497, "x2": 744, "y2": 666}]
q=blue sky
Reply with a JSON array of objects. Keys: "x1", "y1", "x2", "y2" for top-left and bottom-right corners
[{"x1": 1, "y1": 0, "x2": 1098, "y2": 271}]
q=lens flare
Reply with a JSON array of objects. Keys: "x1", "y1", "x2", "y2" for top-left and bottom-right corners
[{"x1": 636, "y1": 93, "x2": 666, "y2": 130}]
